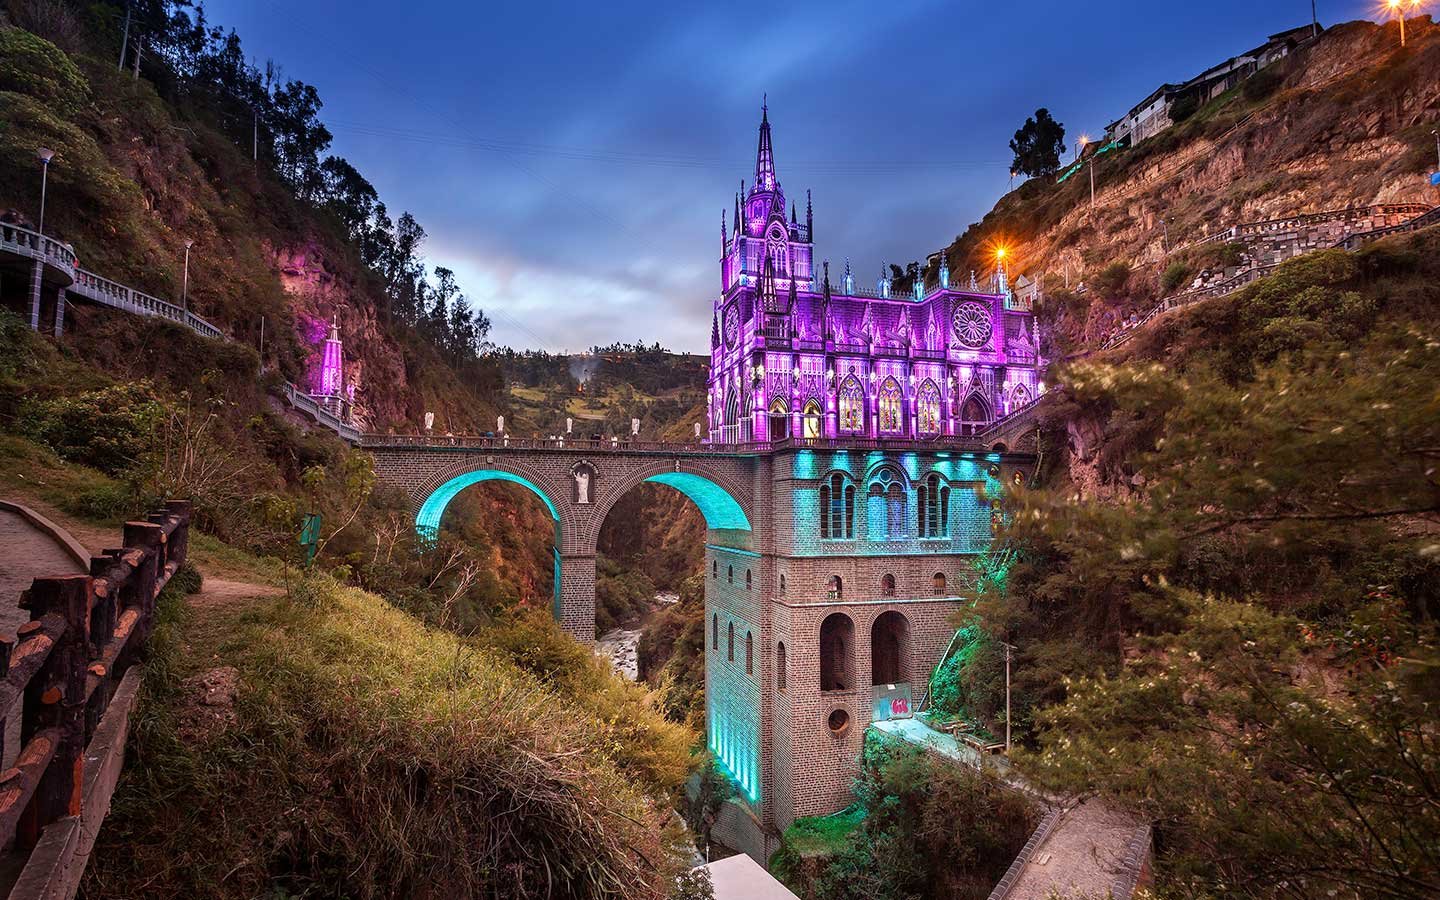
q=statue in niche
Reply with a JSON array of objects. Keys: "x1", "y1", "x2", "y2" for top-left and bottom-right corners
[{"x1": 573, "y1": 463, "x2": 595, "y2": 505}]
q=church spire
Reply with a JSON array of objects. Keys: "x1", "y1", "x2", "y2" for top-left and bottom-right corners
[
  {"x1": 806, "y1": 189, "x2": 813, "y2": 241},
  {"x1": 755, "y1": 96, "x2": 777, "y2": 191}
]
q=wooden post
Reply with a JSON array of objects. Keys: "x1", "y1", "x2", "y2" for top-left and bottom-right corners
[
  {"x1": 122, "y1": 522, "x2": 163, "y2": 643},
  {"x1": 0, "y1": 636, "x2": 11, "y2": 765},
  {"x1": 18, "y1": 576, "x2": 91, "y2": 849},
  {"x1": 165, "y1": 500, "x2": 193, "y2": 565}
]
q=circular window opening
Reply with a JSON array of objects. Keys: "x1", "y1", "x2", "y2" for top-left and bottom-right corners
[{"x1": 827, "y1": 708, "x2": 851, "y2": 737}]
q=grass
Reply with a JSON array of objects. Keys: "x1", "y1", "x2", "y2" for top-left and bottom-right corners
[
  {"x1": 86, "y1": 569, "x2": 697, "y2": 900},
  {"x1": 783, "y1": 805, "x2": 867, "y2": 858}
]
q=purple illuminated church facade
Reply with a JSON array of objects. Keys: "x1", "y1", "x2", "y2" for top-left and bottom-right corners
[{"x1": 708, "y1": 106, "x2": 1043, "y2": 445}]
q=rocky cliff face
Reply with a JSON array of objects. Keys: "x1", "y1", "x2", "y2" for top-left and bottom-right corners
[
  {"x1": 270, "y1": 242, "x2": 413, "y2": 430},
  {"x1": 945, "y1": 19, "x2": 1440, "y2": 340}
]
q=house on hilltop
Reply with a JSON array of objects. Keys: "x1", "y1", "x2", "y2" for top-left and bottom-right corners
[{"x1": 1105, "y1": 25, "x2": 1319, "y2": 148}]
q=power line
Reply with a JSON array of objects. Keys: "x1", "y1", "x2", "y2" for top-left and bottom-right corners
[{"x1": 326, "y1": 120, "x2": 1012, "y2": 174}]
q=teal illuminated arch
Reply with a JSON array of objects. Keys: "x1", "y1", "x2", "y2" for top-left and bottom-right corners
[
  {"x1": 416, "y1": 469, "x2": 559, "y2": 537},
  {"x1": 644, "y1": 472, "x2": 751, "y2": 532}
]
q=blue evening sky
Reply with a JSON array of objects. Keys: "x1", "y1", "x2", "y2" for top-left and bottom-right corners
[{"x1": 205, "y1": 1, "x2": 1376, "y2": 353}]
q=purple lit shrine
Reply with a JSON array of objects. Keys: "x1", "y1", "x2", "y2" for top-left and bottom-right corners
[{"x1": 708, "y1": 105, "x2": 1044, "y2": 445}]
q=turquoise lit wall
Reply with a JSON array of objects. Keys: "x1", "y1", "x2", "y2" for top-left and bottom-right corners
[
  {"x1": 645, "y1": 472, "x2": 751, "y2": 531},
  {"x1": 415, "y1": 470, "x2": 560, "y2": 539},
  {"x1": 788, "y1": 450, "x2": 1003, "y2": 557}
]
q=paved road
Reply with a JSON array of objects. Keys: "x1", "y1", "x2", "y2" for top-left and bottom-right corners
[
  {"x1": 0, "y1": 509, "x2": 85, "y2": 766},
  {"x1": 1008, "y1": 798, "x2": 1141, "y2": 900}
]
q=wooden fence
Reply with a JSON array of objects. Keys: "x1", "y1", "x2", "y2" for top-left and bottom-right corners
[{"x1": 0, "y1": 500, "x2": 191, "y2": 899}]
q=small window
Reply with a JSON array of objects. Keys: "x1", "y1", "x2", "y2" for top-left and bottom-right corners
[
  {"x1": 779, "y1": 573, "x2": 787, "y2": 594},
  {"x1": 713, "y1": 560, "x2": 718, "y2": 578},
  {"x1": 828, "y1": 575, "x2": 843, "y2": 600},
  {"x1": 712, "y1": 613, "x2": 718, "y2": 649},
  {"x1": 746, "y1": 569, "x2": 752, "y2": 590},
  {"x1": 728, "y1": 622, "x2": 735, "y2": 661},
  {"x1": 827, "y1": 708, "x2": 851, "y2": 736},
  {"x1": 932, "y1": 572, "x2": 947, "y2": 595},
  {"x1": 728, "y1": 565, "x2": 733, "y2": 584},
  {"x1": 745, "y1": 632, "x2": 753, "y2": 675},
  {"x1": 777, "y1": 642, "x2": 787, "y2": 691},
  {"x1": 881, "y1": 574, "x2": 896, "y2": 597}
]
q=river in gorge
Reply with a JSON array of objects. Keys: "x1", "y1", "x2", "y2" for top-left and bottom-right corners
[{"x1": 594, "y1": 591, "x2": 679, "y2": 680}]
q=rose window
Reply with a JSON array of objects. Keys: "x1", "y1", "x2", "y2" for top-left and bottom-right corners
[{"x1": 952, "y1": 301, "x2": 993, "y2": 349}]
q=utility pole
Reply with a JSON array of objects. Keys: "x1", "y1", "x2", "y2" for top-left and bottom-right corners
[
  {"x1": 252, "y1": 111, "x2": 259, "y2": 161},
  {"x1": 181, "y1": 239, "x2": 194, "y2": 315},
  {"x1": 1311, "y1": 0, "x2": 1318, "y2": 39},
  {"x1": 118, "y1": 1, "x2": 131, "y2": 72},
  {"x1": 1432, "y1": 129, "x2": 1439, "y2": 172},
  {"x1": 133, "y1": 38, "x2": 142, "y2": 81},
  {"x1": 1002, "y1": 641, "x2": 1015, "y2": 754}
]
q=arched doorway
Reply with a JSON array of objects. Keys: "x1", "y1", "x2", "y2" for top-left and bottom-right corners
[
  {"x1": 959, "y1": 393, "x2": 991, "y2": 436},
  {"x1": 820, "y1": 613, "x2": 855, "y2": 691},
  {"x1": 870, "y1": 611, "x2": 910, "y2": 685},
  {"x1": 769, "y1": 397, "x2": 790, "y2": 441}
]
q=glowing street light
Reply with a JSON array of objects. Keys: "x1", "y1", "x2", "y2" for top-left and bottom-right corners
[
  {"x1": 36, "y1": 148, "x2": 55, "y2": 235},
  {"x1": 1387, "y1": 0, "x2": 1423, "y2": 47}
]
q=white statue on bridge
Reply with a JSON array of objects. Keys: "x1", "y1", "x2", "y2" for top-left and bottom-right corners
[{"x1": 575, "y1": 469, "x2": 591, "y2": 505}]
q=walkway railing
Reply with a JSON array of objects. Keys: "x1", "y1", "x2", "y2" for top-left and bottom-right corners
[
  {"x1": 1099, "y1": 202, "x2": 1436, "y2": 352},
  {"x1": 0, "y1": 501, "x2": 191, "y2": 900},
  {"x1": 2, "y1": 217, "x2": 359, "y2": 444},
  {"x1": 0, "y1": 223, "x2": 78, "y2": 277}
]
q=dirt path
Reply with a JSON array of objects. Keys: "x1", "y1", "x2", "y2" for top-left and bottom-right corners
[{"x1": 1007, "y1": 798, "x2": 1143, "y2": 900}]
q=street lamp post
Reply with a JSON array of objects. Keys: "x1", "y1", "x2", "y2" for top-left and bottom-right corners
[
  {"x1": 181, "y1": 239, "x2": 194, "y2": 316},
  {"x1": 37, "y1": 148, "x2": 55, "y2": 235},
  {"x1": 1388, "y1": 0, "x2": 1421, "y2": 47},
  {"x1": 1162, "y1": 217, "x2": 1171, "y2": 253},
  {"x1": 1432, "y1": 129, "x2": 1439, "y2": 172}
]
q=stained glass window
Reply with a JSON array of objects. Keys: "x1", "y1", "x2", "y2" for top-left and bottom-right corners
[
  {"x1": 839, "y1": 377, "x2": 864, "y2": 433},
  {"x1": 878, "y1": 377, "x2": 903, "y2": 433},
  {"x1": 917, "y1": 380, "x2": 941, "y2": 435}
]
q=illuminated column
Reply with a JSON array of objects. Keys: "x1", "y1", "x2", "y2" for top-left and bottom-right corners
[{"x1": 319, "y1": 316, "x2": 343, "y2": 399}]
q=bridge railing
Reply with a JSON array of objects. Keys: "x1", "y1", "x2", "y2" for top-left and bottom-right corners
[
  {"x1": 0, "y1": 223, "x2": 78, "y2": 277},
  {"x1": 0, "y1": 501, "x2": 191, "y2": 900},
  {"x1": 69, "y1": 269, "x2": 224, "y2": 340}
]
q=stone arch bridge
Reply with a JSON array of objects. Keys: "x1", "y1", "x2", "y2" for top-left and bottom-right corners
[
  {"x1": 361, "y1": 410, "x2": 1039, "y2": 643},
  {"x1": 363, "y1": 435, "x2": 766, "y2": 640}
]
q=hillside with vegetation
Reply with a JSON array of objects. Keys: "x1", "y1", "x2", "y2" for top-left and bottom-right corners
[
  {"x1": 936, "y1": 18, "x2": 1440, "y2": 351},
  {"x1": 0, "y1": 4, "x2": 713, "y2": 897},
  {"x1": 779, "y1": 20, "x2": 1440, "y2": 900}
]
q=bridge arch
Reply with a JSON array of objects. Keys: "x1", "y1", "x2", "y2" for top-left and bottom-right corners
[{"x1": 582, "y1": 460, "x2": 756, "y2": 551}]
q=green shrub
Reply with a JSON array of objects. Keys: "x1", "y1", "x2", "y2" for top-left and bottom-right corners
[
  {"x1": 1168, "y1": 93, "x2": 1201, "y2": 122},
  {"x1": 1090, "y1": 261, "x2": 1132, "y2": 301},
  {"x1": 169, "y1": 561, "x2": 204, "y2": 595},
  {"x1": 60, "y1": 480, "x2": 137, "y2": 521},
  {"x1": 0, "y1": 28, "x2": 89, "y2": 116},
  {"x1": 20, "y1": 381, "x2": 163, "y2": 475},
  {"x1": 1161, "y1": 260, "x2": 1192, "y2": 294}
]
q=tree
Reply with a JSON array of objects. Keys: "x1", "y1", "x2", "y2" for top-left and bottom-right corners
[{"x1": 1009, "y1": 108, "x2": 1067, "y2": 177}]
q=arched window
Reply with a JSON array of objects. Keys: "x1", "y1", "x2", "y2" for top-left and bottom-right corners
[
  {"x1": 871, "y1": 611, "x2": 910, "y2": 685},
  {"x1": 746, "y1": 569, "x2": 753, "y2": 590},
  {"x1": 779, "y1": 573, "x2": 787, "y2": 594},
  {"x1": 827, "y1": 575, "x2": 843, "y2": 600},
  {"x1": 917, "y1": 473, "x2": 951, "y2": 538},
  {"x1": 932, "y1": 572, "x2": 947, "y2": 595},
  {"x1": 867, "y1": 468, "x2": 907, "y2": 541},
  {"x1": 728, "y1": 565, "x2": 733, "y2": 584},
  {"x1": 724, "y1": 388, "x2": 739, "y2": 426},
  {"x1": 819, "y1": 473, "x2": 855, "y2": 540},
  {"x1": 803, "y1": 400, "x2": 822, "y2": 439},
  {"x1": 712, "y1": 560, "x2": 718, "y2": 578},
  {"x1": 769, "y1": 397, "x2": 789, "y2": 441},
  {"x1": 1009, "y1": 382, "x2": 1032, "y2": 412},
  {"x1": 820, "y1": 613, "x2": 855, "y2": 692},
  {"x1": 917, "y1": 380, "x2": 942, "y2": 435},
  {"x1": 959, "y1": 393, "x2": 991, "y2": 436},
  {"x1": 877, "y1": 377, "x2": 903, "y2": 433},
  {"x1": 745, "y1": 632, "x2": 753, "y2": 675},
  {"x1": 712, "y1": 614, "x2": 718, "y2": 650},
  {"x1": 728, "y1": 622, "x2": 735, "y2": 662},
  {"x1": 838, "y1": 376, "x2": 865, "y2": 433},
  {"x1": 777, "y1": 642, "x2": 787, "y2": 691},
  {"x1": 881, "y1": 574, "x2": 896, "y2": 597}
]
